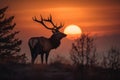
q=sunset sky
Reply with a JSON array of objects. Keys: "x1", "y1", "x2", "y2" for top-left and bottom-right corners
[{"x1": 0, "y1": 0, "x2": 120, "y2": 62}]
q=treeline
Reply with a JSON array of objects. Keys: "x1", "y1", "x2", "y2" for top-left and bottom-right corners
[{"x1": 70, "y1": 33, "x2": 120, "y2": 70}]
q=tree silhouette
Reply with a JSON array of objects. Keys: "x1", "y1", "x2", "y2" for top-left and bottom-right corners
[
  {"x1": 70, "y1": 33, "x2": 97, "y2": 67},
  {"x1": 0, "y1": 7, "x2": 26, "y2": 64},
  {"x1": 102, "y1": 46, "x2": 120, "y2": 70}
]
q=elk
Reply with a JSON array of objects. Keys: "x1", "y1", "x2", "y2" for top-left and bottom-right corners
[{"x1": 28, "y1": 15, "x2": 66, "y2": 64}]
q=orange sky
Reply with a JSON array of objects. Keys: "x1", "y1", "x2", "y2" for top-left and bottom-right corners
[
  {"x1": 0, "y1": 0, "x2": 120, "y2": 62},
  {"x1": 1, "y1": 0, "x2": 119, "y2": 34}
]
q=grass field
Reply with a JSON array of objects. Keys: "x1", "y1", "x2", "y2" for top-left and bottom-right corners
[{"x1": 0, "y1": 63, "x2": 119, "y2": 80}]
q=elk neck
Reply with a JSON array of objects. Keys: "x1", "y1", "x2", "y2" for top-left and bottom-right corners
[{"x1": 49, "y1": 35, "x2": 61, "y2": 49}]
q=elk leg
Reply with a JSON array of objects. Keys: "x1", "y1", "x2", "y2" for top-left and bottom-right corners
[
  {"x1": 45, "y1": 53, "x2": 49, "y2": 64},
  {"x1": 31, "y1": 53, "x2": 37, "y2": 64},
  {"x1": 41, "y1": 54, "x2": 44, "y2": 64},
  {"x1": 31, "y1": 47, "x2": 38, "y2": 64}
]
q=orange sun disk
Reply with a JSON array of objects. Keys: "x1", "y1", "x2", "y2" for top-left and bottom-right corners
[{"x1": 64, "y1": 24, "x2": 82, "y2": 40}]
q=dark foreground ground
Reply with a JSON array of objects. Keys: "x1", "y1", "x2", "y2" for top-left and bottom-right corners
[{"x1": 0, "y1": 63, "x2": 120, "y2": 80}]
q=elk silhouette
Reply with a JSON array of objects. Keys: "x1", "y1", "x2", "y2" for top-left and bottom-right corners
[{"x1": 28, "y1": 15, "x2": 66, "y2": 64}]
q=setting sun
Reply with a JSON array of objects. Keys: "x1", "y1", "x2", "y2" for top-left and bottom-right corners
[{"x1": 64, "y1": 24, "x2": 82, "y2": 40}]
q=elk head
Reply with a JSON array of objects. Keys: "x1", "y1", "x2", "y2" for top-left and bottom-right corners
[{"x1": 32, "y1": 15, "x2": 67, "y2": 39}]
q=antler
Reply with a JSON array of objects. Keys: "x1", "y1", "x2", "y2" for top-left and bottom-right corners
[
  {"x1": 32, "y1": 15, "x2": 53, "y2": 30},
  {"x1": 32, "y1": 15, "x2": 64, "y2": 31}
]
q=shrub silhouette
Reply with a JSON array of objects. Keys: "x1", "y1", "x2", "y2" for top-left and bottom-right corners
[
  {"x1": 70, "y1": 33, "x2": 97, "y2": 67},
  {"x1": 102, "y1": 46, "x2": 120, "y2": 70}
]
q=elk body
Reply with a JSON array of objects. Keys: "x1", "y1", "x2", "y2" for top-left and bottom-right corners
[{"x1": 28, "y1": 15, "x2": 66, "y2": 64}]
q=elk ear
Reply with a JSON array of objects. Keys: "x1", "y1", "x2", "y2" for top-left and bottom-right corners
[
  {"x1": 52, "y1": 29, "x2": 59, "y2": 33},
  {"x1": 52, "y1": 30, "x2": 56, "y2": 33}
]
